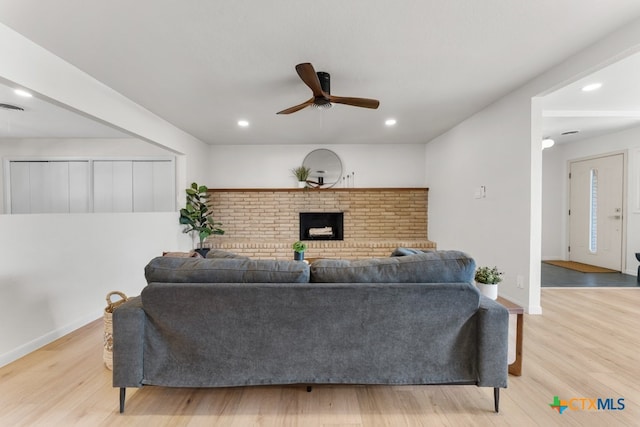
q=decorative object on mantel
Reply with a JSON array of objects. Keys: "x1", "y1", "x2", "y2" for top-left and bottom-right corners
[
  {"x1": 343, "y1": 171, "x2": 356, "y2": 188},
  {"x1": 292, "y1": 241, "x2": 307, "y2": 261},
  {"x1": 291, "y1": 166, "x2": 311, "y2": 188},
  {"x1": 179, "y1": 182, "x2": 224, "y2": 258},
  {"x1": 302, "y1": 148, "x2": 343, "y2": 188},
  {"x1": 474, "y1": 266, "x2": 503, "y2": 300}
]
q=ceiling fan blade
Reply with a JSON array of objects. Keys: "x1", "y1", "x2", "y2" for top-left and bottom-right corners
[
  {"x1": 276, "y1": 98, "x2": 315, "y2": 114},
  {"x1": 329, "y1": 95, "x2": 380, "y2": 109},
  {"x1": 295, "y1": 63, "x2": 325, "y2": 97}
]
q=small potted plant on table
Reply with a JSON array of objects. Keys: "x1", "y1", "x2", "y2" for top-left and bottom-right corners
[
  {"x1": 292, "y1": 241, "x2": 307, "y2": 261},
  {"x1": 179, "y1": 182, "x2": 224, "y2": 257},
  {"x1": 474, "y1": 266, "x2": 503, "y2": 300}
]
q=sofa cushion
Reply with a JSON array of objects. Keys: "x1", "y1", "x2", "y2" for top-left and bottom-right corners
[
  {"x1": 206, "y1": 249, "x2": 249, "y2": 260},
  {"x1": 145, "y1": 256, "x2": 310, "y2": 283},
  {"x1": 310, "y1": 250, "x2": 475, "y2": 283}
]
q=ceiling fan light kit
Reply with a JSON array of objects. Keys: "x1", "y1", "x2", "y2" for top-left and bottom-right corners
[{"x1": 277, "y1": 63, "x2": 380, "y2": 115}]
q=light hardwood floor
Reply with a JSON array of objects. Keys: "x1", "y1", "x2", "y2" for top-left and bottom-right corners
[{"x1": 1, "y1": 289, "x2": 638, "y2": 426}]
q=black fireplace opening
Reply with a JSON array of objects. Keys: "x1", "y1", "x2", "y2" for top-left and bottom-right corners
[{"x1": 299, "y1": 212, "x2": 344, "y2": 241}]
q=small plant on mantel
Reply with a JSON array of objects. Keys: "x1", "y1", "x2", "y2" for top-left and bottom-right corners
[
  {"x1": 179, "y1": 182, "x2": 224, "y2": 257},
  {"x1": 291, "y1": 166, "x2": 311, "y2": 187}
]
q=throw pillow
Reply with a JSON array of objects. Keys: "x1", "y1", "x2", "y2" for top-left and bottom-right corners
[
  {"x1": 310, "y1": 250, "x2": 475, "y2": 283},
  {"x1": 145, "y1": 257, "x2": 310, "y2": 283}
]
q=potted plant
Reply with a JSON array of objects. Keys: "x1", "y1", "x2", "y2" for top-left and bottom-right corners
[
  {"x1": 291, "y1": 166, "x2": 311, "y2": 188},
  {"x1": 474, "y1": 266, "x2": 503, "y2": 300},
  {"x1": 179, "y1": 182, "x2": 224, "y2": 257},
  {"x1": 292, "y1": 241, "x2": 307, "y2": 261}
]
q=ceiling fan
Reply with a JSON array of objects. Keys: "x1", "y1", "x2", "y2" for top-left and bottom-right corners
[{"x1": 277, "y1": 63, "x2": 380, "y2": 114}]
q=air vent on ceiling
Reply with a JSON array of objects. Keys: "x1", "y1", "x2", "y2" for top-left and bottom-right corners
[
  {"x1": 0, "y1": 103, "x2": 24, "y2": 111},
  {"x1": 561, "y1": 130, "x2": 579, "y2": 136}
]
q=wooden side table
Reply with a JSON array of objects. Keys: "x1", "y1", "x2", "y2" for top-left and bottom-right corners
[{"x1": 496, "y1": 296, "x2": 523, "y2": 376}]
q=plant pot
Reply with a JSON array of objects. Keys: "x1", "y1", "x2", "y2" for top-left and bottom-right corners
[
  {"x1": 477, "y1": 282, "x2": 498, "y2": 300},
  {"x1": 294, "y1": 251, "x2": 304, "y2": 261},
  {"x1": 298, "y1": 181, "x2": 306, "y2": 188},
  {"x1": 194, "y1": 248, "x2": 210, "y2": 258}
]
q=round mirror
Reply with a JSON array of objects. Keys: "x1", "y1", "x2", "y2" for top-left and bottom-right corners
[{"x1": 302, "y1": 149, "x2": 343, "y2": 188}]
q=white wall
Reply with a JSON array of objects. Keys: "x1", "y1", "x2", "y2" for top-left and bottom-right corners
[
  {"x1": 0, "y1": 24, "x2": 209, "y2": 366},
  {"x1": 541, "y1": 145, "x2": 567, "y2": 260},
  {"x1": 0, "y1": 212, "x2": 189, "y2": 366},
  {"x1": 425, "y1": 17, "x2": 640, "y2": 314},
  {"x1": 209, "y1": 144, "x2": 427, "y2": 188},
  {"x1": 425, "y1": 90, "x2": 535, "y2": 311},
  {"x1": 542, "y1": 125, "x2": 640, "y2": 276}
]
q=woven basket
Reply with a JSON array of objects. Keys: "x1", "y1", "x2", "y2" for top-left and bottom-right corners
[{"x1": 103, "y1": 291, "x2": 128, "y2": 370}]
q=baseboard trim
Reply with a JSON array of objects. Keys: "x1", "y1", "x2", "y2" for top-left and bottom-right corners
[{"x1": 0, "y1": 312, "x2": 99, "y2": 368}]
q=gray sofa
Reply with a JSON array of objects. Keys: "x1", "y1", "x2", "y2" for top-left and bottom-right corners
[{"x1": 113, "y1": 250, "x2": 509, "y2": 413}]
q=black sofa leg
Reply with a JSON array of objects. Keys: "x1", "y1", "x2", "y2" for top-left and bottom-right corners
[
  {"x1": 119, "y1": 388, "x2": 126, "y2": 413},
  {"x1": 494, "y1": 387, "x2": 499, "y2": 413},
  {"x1": 307, "y1": 386, "x2": 313, "y2": 392}
]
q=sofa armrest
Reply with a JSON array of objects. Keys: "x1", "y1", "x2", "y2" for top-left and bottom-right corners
[
  {"x1": 112, "y1": 296, "x2": 145, "y2": 388},
  {"x1": 476, "y1": 296, "x2": 509, "y2": 388}
]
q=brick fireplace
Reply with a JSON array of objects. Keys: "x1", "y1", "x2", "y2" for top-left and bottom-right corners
[{"x1": 206, "y1": 187, "x2": 435, "y2": 259}]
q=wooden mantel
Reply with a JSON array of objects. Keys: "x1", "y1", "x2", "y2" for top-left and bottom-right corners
[{"x1": 208, "y1": 187, "x2": 429, "y2": 192}]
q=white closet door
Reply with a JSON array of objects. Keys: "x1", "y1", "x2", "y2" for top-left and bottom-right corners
[
  {"x1": 9, "y1": 162, "x2": 30, "y2": 214},
  {"x1": 69, "y1": 161, "x2": 90, "y2": 213},
  {"x1": 28, "y1": 162, "x2": 50, "y2": 214},
  {"x1": 8, "y1": 158, "x2": 173, "y2": 214},
  {"x1": 94, "y1": 161, "x2": 133, "y2": 212},
  {"x1": 152, "y1": 161, "x2": 175, "y2": 212},
  {"x1": 132, "y1": 161, "x2": 175, "y2": 212},
  {"x1": 49, "y1": 162, "x2": 70, "y2": 213},
  {"x1": 132, "y1": 161, "x2": 153, "y2": 212}
]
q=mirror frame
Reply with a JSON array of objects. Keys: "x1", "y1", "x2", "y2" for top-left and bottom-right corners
[{"x1": 302, "y1": 149, "x2": 343, "y2": 189}]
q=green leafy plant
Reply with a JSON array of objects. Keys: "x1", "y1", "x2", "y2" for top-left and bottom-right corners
[
  {"x1": 179, "y1": 182, "x2": 224, "y2": 249},
  {"x1": 291, "y1": 166, "x2": 311, "y2": 181},
  {"x1": 292, "y1": 241, "x2": 308, "y2": 253},
  {"x1": 474, "y1": 266, "x2": 503, "y2": 284}
]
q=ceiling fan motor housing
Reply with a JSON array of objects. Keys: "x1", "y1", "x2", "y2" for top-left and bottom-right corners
[
  {"x1": 315, "y1": 71, "x2": 331, "y2": 107},
  {"x1": 317, "y1": 72, "x2": 330, "y2": 94}
]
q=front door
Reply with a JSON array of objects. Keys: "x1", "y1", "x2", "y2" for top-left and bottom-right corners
[{"x1": 568, "y1": 154, "x2": 624, "y2": 271}]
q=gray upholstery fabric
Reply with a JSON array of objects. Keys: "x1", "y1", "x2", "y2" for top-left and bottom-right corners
[
  {"x1": 310, "y1": 250, "x2": 475, "y2": 283},
  {"x1": 134, "y1": 282, "x2": 483, "y2": 387},
  {"x1": 113, "y1": 250, "x2": 508, "y2": 396},
  {"x1": 112, "y1": 296, "x2": 145, "y2": 387},
  {"x1": 390, "y1": 247, "x2": 427, "y2": 256},
  {"x1": 144, "y1": 256, "x2": 310, "y2": 283},
  {"x1": 206, "y1": 249, "x2": 250, "y2": 260}
]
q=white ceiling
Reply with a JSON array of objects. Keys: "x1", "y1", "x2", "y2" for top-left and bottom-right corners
[
  {"x1": 542, "y1": 51, "x2": 640, "y2": 144},
  {"x1": 0, "y1": 81, "x2": 129, "y2": 138},
  {"x1": 1, "y1": 1, "x2": 640, "y2": 145}
]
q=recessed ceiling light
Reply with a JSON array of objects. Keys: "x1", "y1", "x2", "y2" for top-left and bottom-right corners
[
  {"x1": 237, "y1": 120, "x2": 249, "y2": 127},
  {"x1": 385, "y1": 119, "x2": 397, "y2": 126},
  {"x1": 542, "y1": 138, "x2": 555, "y2": 150},
  {"x1": 581, "y1": 83, "x2": 602, "y2": 92},
  {"x1": 14, "y1": 89, "x2": 33, "y2": 97}
]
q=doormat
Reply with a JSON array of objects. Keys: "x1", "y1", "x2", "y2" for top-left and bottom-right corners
[{"x1": 543, "y1": 260, "x2": 619, "y2": 273}]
